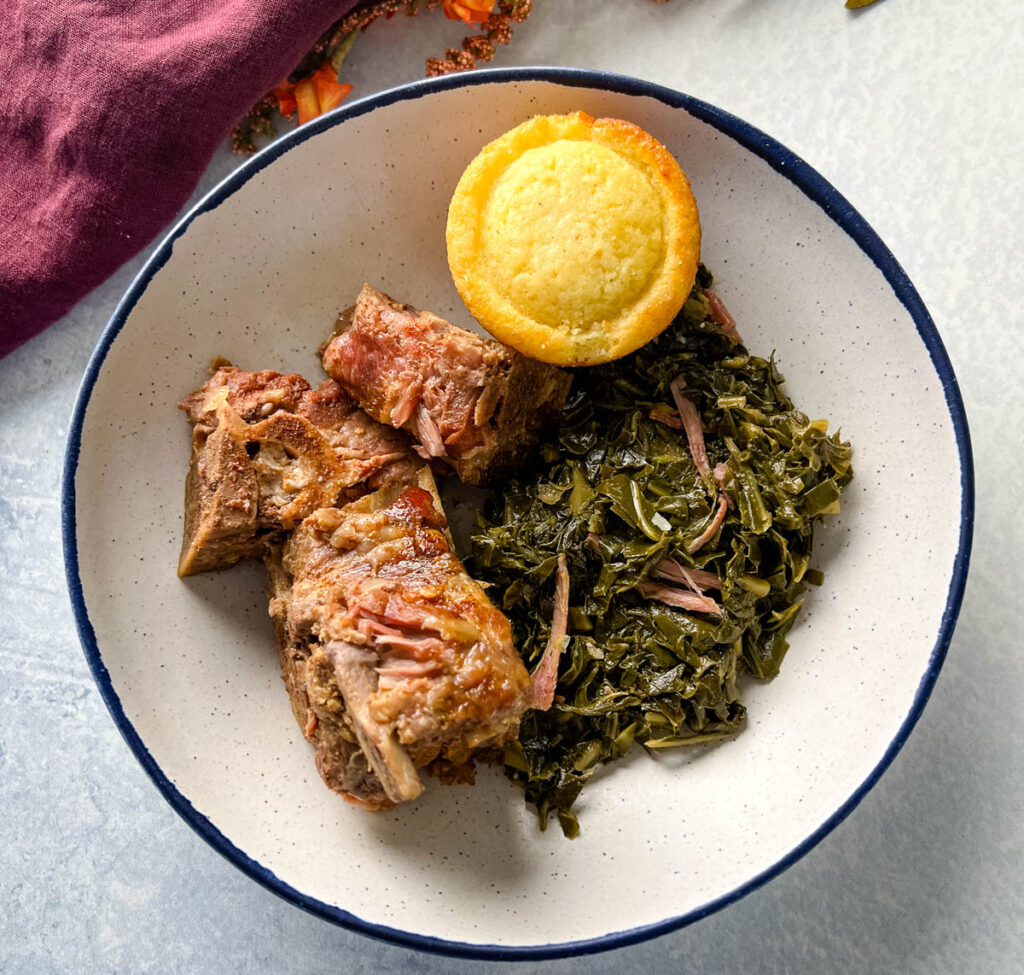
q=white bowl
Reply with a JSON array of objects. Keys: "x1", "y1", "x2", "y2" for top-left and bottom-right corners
[{"x1": 62, "y1": 68, "x2": 973, "y2": 959}]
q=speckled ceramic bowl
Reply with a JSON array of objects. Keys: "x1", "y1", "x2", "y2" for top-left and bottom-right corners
[{"x1": 62, "y1": 69, "x2": 972, "y2": 959}]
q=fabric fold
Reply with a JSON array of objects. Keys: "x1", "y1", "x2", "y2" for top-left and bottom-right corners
[{"x1": 0, "y1": 0, "x2": 358, "y2": 357}]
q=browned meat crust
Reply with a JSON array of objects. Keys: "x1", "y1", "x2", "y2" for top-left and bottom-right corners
[
  {"x1": 321, "y1": 285, "x2": 572, "y2": 485},
  {"x1": 278, "y1": 467, "x2": 532, "y2": 808}
]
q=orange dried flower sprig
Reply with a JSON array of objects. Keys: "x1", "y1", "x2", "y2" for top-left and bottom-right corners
[
  {"x1": 443, "y1": 0, "x2": 495, "y2": 24},
  {"x1": 428, "y1": 0, "x2": 531, "y2": 76},
  {"x1": 273, "y1": 65, "x2": 354, "y2": 125}
]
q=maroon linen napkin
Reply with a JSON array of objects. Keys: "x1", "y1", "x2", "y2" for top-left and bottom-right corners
[{"x1": 0, "y1": 0, "x2": 358, "y2": 358}]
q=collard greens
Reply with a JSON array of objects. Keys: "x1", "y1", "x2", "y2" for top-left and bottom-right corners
[{"x1": 470, "y1": 268, "x2": 853, "y2": 837}]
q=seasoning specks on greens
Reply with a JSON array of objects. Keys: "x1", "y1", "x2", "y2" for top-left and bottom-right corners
[{"x1": 470, "y1": 267, "x2": 853, "y2": 838}]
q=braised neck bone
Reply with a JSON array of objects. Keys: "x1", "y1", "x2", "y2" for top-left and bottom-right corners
[
  {"x1": 177, "y1": 363, "x2": 416, "y2": 576},
  {"x1": 281, "y1": 467, "x2": 532, "y2": 808},
  {"x1": 322, "y1": 285, "x2": 573, "y2": 486}
]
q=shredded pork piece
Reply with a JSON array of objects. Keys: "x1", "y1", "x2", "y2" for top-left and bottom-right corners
[
  {"x1": 376, "y1": 659, "x2": 444, "y2": 680},
  {"x1": 686, "y1": 494, "x2": 730, "y2": 554},
  {"x1": 669, "y1": 376, "x2": 711, "y2": 478},
  {"x1": 390, "y1": 382, "x2": 421, "y2": 428},
  {"x1": 530, "y1": 553, "x2": 569, "y2": 711},
  {"x1": 705, "y1": 288, "x2": 744, "y2": 345},
  {"x1": 411, "y1": 403, "x2": 446, "y2": 458},
  {"x1": 649, "y1": 407, "x2": 684, "y2": 430},
  {"x1": 637, "y1": 580, "x2": 721, "y2": 616},
  {"x1": 654, "y1": 557, "x2": 723, "y2": 592},
  {"x1": 373, "y1": 632, "x2": 447, "y2": 657}
]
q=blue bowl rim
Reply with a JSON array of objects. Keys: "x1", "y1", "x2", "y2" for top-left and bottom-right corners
[{"x1": 61, "y1": 65, "x2": 974, "y2": 961}]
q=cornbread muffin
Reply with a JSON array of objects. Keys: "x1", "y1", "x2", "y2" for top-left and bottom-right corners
[{"x1": 446, "y1": 111, "x2": 701, "y2": 365}]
